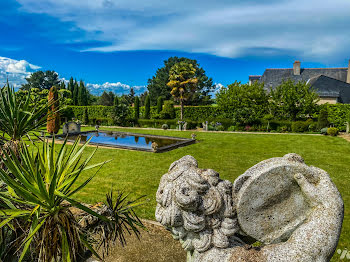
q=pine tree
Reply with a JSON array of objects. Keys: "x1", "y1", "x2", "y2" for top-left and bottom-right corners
[
  {"x1": 78, "y1": 80, "x2": 84, "y2": 106},
  {"x1": 144, "y1": 95, "x2": 150, "y2": 119},
  {"x1": 47, "y1": 86, "x2": 60, "y2": 134},
  {"x1": 134, "y1": 96, "x2": 140, "y2": 119}
]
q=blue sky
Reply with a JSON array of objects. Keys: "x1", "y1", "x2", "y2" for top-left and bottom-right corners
[{"x1": 1, "y1": 0, "x2": 350, "y2": 95}]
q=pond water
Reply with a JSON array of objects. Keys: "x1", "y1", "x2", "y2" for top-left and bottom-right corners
[{"x1": 65, "y1": 131, "x2": 188, "y2": 151}]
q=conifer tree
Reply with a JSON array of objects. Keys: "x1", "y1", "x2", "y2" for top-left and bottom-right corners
[
  {"x1": 157, "y1": 96, "x2": 163, "y2": 114},
  {"x1": 144, "y1": 95, "x2": 150, "y2": 119},
  {"x1": 134, "y1": 96, "x2": 140, "y2": 119}
]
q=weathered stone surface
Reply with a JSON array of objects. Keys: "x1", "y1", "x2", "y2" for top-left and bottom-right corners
[{"x1": 155, "y1": 154, "x2": 344, "y2": 262}]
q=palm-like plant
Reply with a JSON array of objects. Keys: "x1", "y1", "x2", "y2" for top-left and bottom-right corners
[
  {"x1": 0, "y1": 83, "x2": 52, "y2": 154},
  {"x1": 0, "y1": 137, "x2": 143, "y2": 261},
  {"x1": 167, "y1": 62, "x2": 198, "y2": 120}
]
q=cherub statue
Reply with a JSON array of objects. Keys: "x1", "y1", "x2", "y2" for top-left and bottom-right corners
[{"x1": 155, "y1": 154, "x2": 344, "y2": 262}]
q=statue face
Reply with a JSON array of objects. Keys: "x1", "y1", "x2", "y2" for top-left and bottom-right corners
[{"x1": 155, "y1": 155, "x2": 240, "y2": 253}]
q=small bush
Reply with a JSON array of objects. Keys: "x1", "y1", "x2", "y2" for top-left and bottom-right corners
[
  {"x1": 217, "y1": 125, "x2": 225, "y2": 131},
  {"x1": 160, "y1": 101, "x2": 176, "y2": 119},
  {"x1": 320, "y1": 127, "x2": 328, "y2": 135},
  {"x1": 227, "y1": 126, "x2": 235, "y2": 132},
  {"x1": 292, "y1": 120, "x2": 313, "y2": 133},
  {"x1": 162, "y1": 124, "x2": 169, "y2": 130},
  {"x1": 327, "y1": 127, "x2": 339, "y2": 136},
  {"x1": 317, "y1": 107, "x2": 329, "y2": 130}
]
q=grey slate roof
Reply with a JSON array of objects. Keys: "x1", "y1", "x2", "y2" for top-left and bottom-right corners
[
  {"x1": 259, "y1": 68, "x2": 348, "y2": 89},
  {"x1": 307, "y1": 75, "x2": 350, "y2": 103}
]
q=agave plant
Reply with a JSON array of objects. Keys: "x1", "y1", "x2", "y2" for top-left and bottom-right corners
[
  {"x1": 0, "y1": 83, "x2": 52, "y2": 154},
  {"x1": 0, "y1": 137, "x2": 144, "y2": 261}
]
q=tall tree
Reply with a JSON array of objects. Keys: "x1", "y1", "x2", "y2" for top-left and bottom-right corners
[
  {"x1": 147, "y1": 57, "x2": 214, "y2": 105},
  {"x1": 47, "y1": 86, "x2": 60, "y2": 134},
  {"x1": 134, "y1": 96, "x2": 140, "y2": 120},
  {"x1": 128, "y1": 88, "x2": 135, "y2": 105},
  {"x1": 68, "y1": 77, "x2": 74, "y2": 93},
  {"x1": 167, "y1": 62, "x2": 198, "y2": 120},
  {"x1": 100, "y1": 91, "x2": 115, "y2": 106},
  {"x1": 22, "y1": 70, "x2": 60, "y2": 90},
  {"x1": 157, "y1": 96, "x2": 163, "y2": 114},
  {"x1": 73, "y1": 80, "x2": 79, "y2": 105},
  {"x1": 144, "y1": 95, "x2": 150, "y2": 119},
  {"x1": 270, "y1": 80, "x2": 319, "y2": 121},
  {"x1": 216, "y1": 81, "x2": 268, "y2": 125}
]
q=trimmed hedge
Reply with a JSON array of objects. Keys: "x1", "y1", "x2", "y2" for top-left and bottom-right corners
[
  {"x1": 62, "y1": 104, "x2": 350, "y2": 132},
  {"x1": 326, "y1": 104, "x2": 350, "y2": 131}
]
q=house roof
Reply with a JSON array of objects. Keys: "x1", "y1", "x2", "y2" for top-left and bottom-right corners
[
  {"x1": 259, "y1": 68, "x2": 348, "y2": 89},
  {"x1": 307, "y1": 75, "x2": 350, "y2": 100}
]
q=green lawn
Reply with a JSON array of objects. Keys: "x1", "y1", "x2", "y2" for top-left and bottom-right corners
[{"x1": 66, "y1": 127, "x2": 349, "y2": 260}]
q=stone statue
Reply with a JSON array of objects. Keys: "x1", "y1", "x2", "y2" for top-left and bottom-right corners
[{"x1": 155, "y1": 154, "x2": 344, "y2": 262}]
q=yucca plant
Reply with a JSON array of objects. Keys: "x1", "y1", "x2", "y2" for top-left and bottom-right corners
[
  {"x1": 0, "y1": 137, "x2": 144, "y2": 261},
  {"x1": 0, "y1": 83, "x2": 53, "y2": 154}
]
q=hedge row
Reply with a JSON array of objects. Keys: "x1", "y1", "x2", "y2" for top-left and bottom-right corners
[
  {"x1": 62, "y1": 104, "x2": 350, "y2": 131},
  {"x1": 326, "y1": 104, "x2": 350, "y2": 131}
]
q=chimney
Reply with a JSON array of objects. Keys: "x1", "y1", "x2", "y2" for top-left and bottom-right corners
[
  {"x1": 347, "y1": 60, "x2": 350, "y2": 84},
  {"x1": 293, "y1": 60, "x2": 301, "y2": 75}
]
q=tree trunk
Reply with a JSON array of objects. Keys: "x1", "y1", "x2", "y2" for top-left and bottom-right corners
[{"x1": 180, "y1": 100, "x2": 184, "y2": 120}]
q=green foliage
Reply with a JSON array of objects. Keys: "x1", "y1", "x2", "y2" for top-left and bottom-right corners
[
  {"x1": 0, "y1": 138, "x2": 143, "y2": 261},
  {"x1": 0, "y1": 84, "x2": 50, "y2": 142},
  {"x1": 168, "y1": 61, "x2": 199, "y2": 120},
  {"x1": 291, "y1": 119, "x2": 313, "y2": 133},
  {"x1": 317, "y1": 107, "x2": 329, "y2": 130},
  {"x1": 99, "y1": 91, "x2": 115, "y2": 106},
  {"x1": 147, "y1": 56, "x2": 214, "y2": 105},
  {"x1": 83, "y1": 107, "x2": 89, "y2": 124},
  {"x1": 144, "y1": 95, "x2": 150, "y2": 119},
  {"x1": 160, "y1": 100, "x2": 176, "y2": 119},
  {"x1": 326, "y1": 104, "x2": 350, "y2": 131},
  {"x1": 157, "y1": 96, "x2": 163, "y2": 114},
  {"x1": 162, "y1": 124, "x2": 169, "y2": 130},
  {"x1": 270, "y1": 80, "x2": 319, "y2": 121},
  {"x1": 216, "y1": 81, "x2": 268, "y2": 125},
  {"x1": 134, "y1": 96, "x2": 140, "y2": 119},
  {"x1": 112, "y1": 97, "x2": 130, "y2": 126},
  {"x1": 327, "y1": 127, "x2": 339, "y2": 136},
  {"x1": 21, "y1": 70, "x2": 60, "y2": 90}
]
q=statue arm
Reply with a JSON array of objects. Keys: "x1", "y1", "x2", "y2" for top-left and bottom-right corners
[{"x1": 262, "y1": 169, "x2": 344, "y2": 261}]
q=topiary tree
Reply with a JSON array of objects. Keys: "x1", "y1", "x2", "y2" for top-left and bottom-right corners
[
  {"x1": 157, "y1": 96, "x2": 163, "y2": 114},
  {"x1": 317, "y1": 107, "x2": 329, "y2": 130},
  {"x1": 134, "y1": 96, "x2": 140, "y2": 119},
  {"x1": 47, "y1": 86, "x2": 60, "y2": 134},
  {"x1": 144, "y1": 95, "x2": 150, "y2": 119}
]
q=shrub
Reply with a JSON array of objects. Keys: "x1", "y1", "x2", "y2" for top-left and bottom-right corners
[
  {"x1": 227, "y1": 126, "x2": 236, "y2": 131},
  {"x1": 320, "y1": 127, "x2": 328, "y2": 135},
  {"x1": 292, "y1": 121, "x2": 309, "y2": 133},
  {"x1": 217, "y1": 125, "x2": 225, "y2": 131},
  {"x1": 327, "y1": 127, "x2": 339, "y2": 136},
  {"x1": 160, "y1": 100, "x2": 176, "y2": 119},
  {"x1": 280, "y1": 126, "x2": 288, "y2": 133},
  {"x1": 162, "y1": 124, "x2": 169, "y2": 130},
  {"x1": 317, "y1": 107, "x2": 329, "y2": 130}
]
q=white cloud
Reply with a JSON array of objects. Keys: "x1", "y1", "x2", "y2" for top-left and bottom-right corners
[
  {"x1": 0, "y1": 56, "x2": 41, "y2": 88},
  {"x1": 14, "y1": 0, "x2": 350, "y2": 61},
  {"x1": 86, "y1": 81, "x2": 146, "y2": 96}
]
